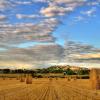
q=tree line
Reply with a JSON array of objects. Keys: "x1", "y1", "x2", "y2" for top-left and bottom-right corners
[{"x1": 0, "y1": 67, "x2": 90, "y2": 75}]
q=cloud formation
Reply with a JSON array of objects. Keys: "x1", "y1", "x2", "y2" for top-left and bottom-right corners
[
  {"x1": 0, "y1": 40, "x2": 100, "y2": 68},
  {"x1": 40, "y1": 0, "x2": 85, "y2": 17},
  {"x1": 0, "y1": 18, "x2": 59, "y2": 46},
  {"x1": 0, "y1": 15, "x2": 7, "y2": 21},
  {"x1": 0, "y1": 44, "x2": 63, "y2": 68},
  {"x1": 0, "y1": 0, "x2": 100, "y2": 68},
  {"x1": 81, "y1": 8, "x2": 96, "y2": 17},
  {"x1": 63, "y1": 41, "x2": 100, "y2": 64},
  {"x1": 16, "y1": 14, "x2": 40, "y2": 19}
]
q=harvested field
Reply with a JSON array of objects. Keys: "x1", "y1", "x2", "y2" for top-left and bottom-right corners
[{"x1": 0, "y1": 78, "x2": 100, "y2": 100}]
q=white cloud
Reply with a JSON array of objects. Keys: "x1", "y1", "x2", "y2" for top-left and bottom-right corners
[
  {"x1": 81, "y1": 8, "x2": 96, "y2": 17},
  {"x1": 0, "y1": 44, "x2": 63, "y2": 68},
  {"x1": 53, "y1": 0, "x2": 85, "y2": 4},
  {"x1": 0, "y1": 15, "x2": 7, "y2": 20},
  {"x1": 32, "y1": 0, "x2": 50, "y2": 3},
  {"x1": 16, "y1": 14, "x2": 40, "y2": 19},
  {"x1": 0, "y1": 0, "x2": 15, "y2": 11},
  {"x1": 63, "y1": 41, "x2": 100, "y2": 63},
  {"x1": 40, "y1": 6, "x2": 74, "y2": 17},
  {"x1": 40, "y1": 0, "x2": 86, "y2": 17},
  {"x1": 0, "y1": 0, "x2": 99, "y2": 68},
  {"x1": 14, "y1": 1, "x2": 32, "y2": 5},
  {"x1": 0, "y1": 18, "x2": 59, "y2": 45},
  {"x1": 74, "y1": 16, "x2": 85, "y2": 21}
]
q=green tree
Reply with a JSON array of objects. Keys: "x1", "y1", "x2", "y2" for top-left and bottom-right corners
[{"x1": 66, "y1": 68, "x2": 75, "y2": 75}]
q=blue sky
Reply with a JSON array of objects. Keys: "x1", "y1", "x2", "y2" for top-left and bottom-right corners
[
  {"x1": 0, "y1": 0, "x2": 100, "y2": 68},
  {"x1": 4, "y1": 0, "x2": 100, "y2": 48},
  {"x1": 53, "y1": 4, "x2": 100, "y2": 48}
]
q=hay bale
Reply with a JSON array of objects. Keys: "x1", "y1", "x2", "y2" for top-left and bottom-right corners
[
  {"x1": 16, "y1": 77, "x2": 19, "y2": 80},
  {"x1": 16, "y1": 75, "x2": 20, "y2": 80},
  {"x1": 20, "y1": 77, "x2": 25, "y2": 82},
  {"x1": 49, "y1": 77, "x2": 53, "y2": 81},
  {"x1": 3, "y1": 77, "x2": 5, "y2": 80},
  {"x1": 9, "y1": 78, "x2": 12, "y2": 80},
  {"x1": 26, "y1": 75, "x2": 32, "y2": 84},
  {"x1": 90, "y1": 69, "x2": 100, "y2": 90},
  {"x1": 73, "y1": 76, "x2": 77, "y2": 80},
  {"x1": 55, "y1": 77, "x2": 58, "y2": 80},
  {"x1": 67, "y1": 77, "x2": 71, "y2": 81}
]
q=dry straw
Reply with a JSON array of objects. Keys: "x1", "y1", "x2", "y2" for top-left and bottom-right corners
[
  {"x1": 73, "y1": 76, "x2": 77, "y2": 80},
  {"x1": 16, "y1": 77, "x2": 19, "y2": 80},
  {"x1": 67, "y1": 77, "x2": 71, "y2": 81},
  {"x1": 90, "y1": 68, "x2": 100, "y2": 90},
  {"x1": 26, "y1": 75, "x2": 32, "y2": 84},
  {"x1": 20, "y1": 76, "x2": 25, "y2": 82}
]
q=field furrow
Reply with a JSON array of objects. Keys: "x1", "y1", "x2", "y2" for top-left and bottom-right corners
[{"x1": 0, "y1": 78, "x2": 99, "y2": 100}]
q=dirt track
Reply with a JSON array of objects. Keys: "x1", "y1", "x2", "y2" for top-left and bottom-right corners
[{"x1": 0, "y1": 78, "x2": 100, "y2": 100}]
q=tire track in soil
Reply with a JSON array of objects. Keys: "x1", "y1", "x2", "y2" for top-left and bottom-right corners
[
  {"x1": 28, "y1": 83, "x2": 47, "y2": 100},
  {"x1": 36, "y1": 80, "x2": 54, "y2": 100},
  {"x1": 53, "y1": 88, "x2": 61, "y2": 100},
  {"x1": 49, "y1": 80, "x2": 61, "y2": 100},
  {"x1": 37, "y1": 85, "x2": 49, "y2": 100},
  {"x1": 38, "y1": 80, "x2": 61, "y2": 100}
]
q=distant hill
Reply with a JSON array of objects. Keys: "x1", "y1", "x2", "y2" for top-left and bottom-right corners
[{"x1": 48, "y1": 65, "x2": 88, "y2": 71}]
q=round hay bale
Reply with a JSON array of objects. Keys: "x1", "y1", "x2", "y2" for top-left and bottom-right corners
[
  {"x1": 20, "y1": 77, "x2": 25, "y2": 82},
  {"x1": 16, "y1": 77, "x2": 19, "y2": 80},
  {"x1": 67, "y1": 78, "x2": 71, "y2": 81},
  {"x1": 26, "y1": 75, "x2": 32, "y2": 84},
  {"x1": 90, "y1": 69, "x2": 100, "y2": 90},
  {"x1": 3, "y1": 77, "x2": 5, "y2": 80},
  {"x1": 49, "y1": 78, "x2": 52, "y2": 81},
  {"x1": 55, "y1": 77, "x2": 58, "y2": 80}
]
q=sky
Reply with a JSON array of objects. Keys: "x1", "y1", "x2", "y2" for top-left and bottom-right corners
[{"x1": 0, "y1": 0, "x2": 100, "y2": 69}]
